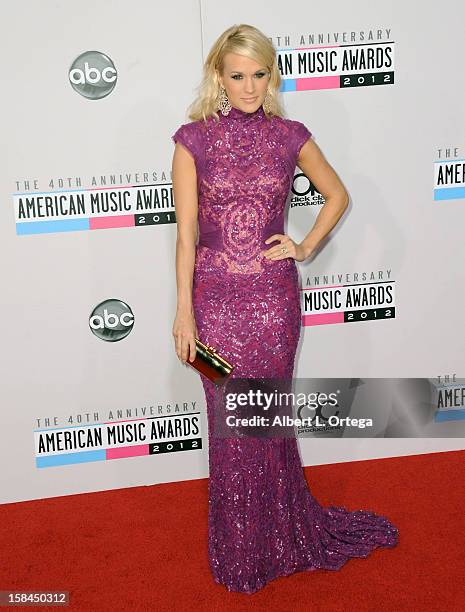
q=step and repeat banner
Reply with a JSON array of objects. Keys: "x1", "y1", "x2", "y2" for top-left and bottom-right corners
[{"x1": 2, "y1": 0, "x2": 464, "y2": 503}]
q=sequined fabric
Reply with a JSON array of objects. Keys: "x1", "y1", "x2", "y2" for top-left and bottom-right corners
[{"x1": 172, "y1": 106, "x2": 398, "y2": 594}]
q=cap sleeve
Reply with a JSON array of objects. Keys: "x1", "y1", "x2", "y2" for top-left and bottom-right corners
[
  {"x1": 171, "y1": 121, "x2": 205, "y2": 175},
  {"x1": 290, "y1": 119, "x2": 312, "y2": 161}
]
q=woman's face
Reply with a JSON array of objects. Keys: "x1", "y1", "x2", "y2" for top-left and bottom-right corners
[{"x1": 218, "y1": 52, "x2": 270, "y2": 113}]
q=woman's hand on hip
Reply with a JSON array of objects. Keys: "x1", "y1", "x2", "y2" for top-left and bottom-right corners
[
  {"x1": 172, "y1": 310, "x2": 198, "y2": 364},
  {"x1": 261, "y1": 234, "x2": 308, "y2": 262}
]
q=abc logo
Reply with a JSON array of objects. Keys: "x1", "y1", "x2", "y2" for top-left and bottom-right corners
[
  {"x1": 89, "y1": 299, "x2": 134, "y2": 342},
  {"x1": 69, "y1": 51, "x2": 117, "y2": 99}
]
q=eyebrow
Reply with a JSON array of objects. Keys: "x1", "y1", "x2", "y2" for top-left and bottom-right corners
[{"x1": 229, "y1": 69, "x2": 267, "y2": 74}]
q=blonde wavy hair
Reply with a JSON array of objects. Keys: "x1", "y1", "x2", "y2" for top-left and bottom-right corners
[{"x1": 187, "y1": 24, "x2": 285, "y2": 123}]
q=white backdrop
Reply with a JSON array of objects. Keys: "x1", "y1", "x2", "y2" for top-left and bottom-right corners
[{"x1": 1, "y1": 0, "x2": 464, "y2": 504}]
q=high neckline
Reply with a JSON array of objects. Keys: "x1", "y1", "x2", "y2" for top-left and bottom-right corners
[{"x1": 224, "y1": 104, "x2": 265, "y2": 121}]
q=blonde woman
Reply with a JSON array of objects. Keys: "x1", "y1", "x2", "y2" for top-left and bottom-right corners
[{"x1": 171, "y1": 24, "x2": 398, "y2": 594}]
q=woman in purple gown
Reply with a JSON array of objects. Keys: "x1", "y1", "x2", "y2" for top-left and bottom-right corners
[{"x1": 171, "y1": 24, "x2": 398, "y2": 594}]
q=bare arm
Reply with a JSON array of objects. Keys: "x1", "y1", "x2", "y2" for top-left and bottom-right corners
[
  {"x1": 171, "y1": 142, "x2": 199, "y2": 363},
  {"x1": 262, "y1": 137, "x2": 349, "y2": 262},
  {"x1": 297, "y1": 138, "x2": 349, "y2": 259}
]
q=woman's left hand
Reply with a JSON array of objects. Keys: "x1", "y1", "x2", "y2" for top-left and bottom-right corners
[{"x1": 261, "y1": 234, "x2": 308, "y2": 262}]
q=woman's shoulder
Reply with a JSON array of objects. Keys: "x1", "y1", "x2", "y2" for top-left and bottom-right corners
[
  {"x1": 172, "y1": 115, "x2": 215, "y2": 145},
  {"x1": 171, "y1": 119, "x2": 209, "y2": 169},
  {"x1": 272, "y1": 114, "x2": 311, "y2": 134},
  {"x1": 172, "y1": 118, "x2": 205, "y2": 140},
  {"x1": 271, "y1": 114, "x2": 313, "y2": 160}
]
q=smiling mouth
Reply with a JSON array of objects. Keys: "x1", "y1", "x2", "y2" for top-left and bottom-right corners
[{"x1": 242, "y1": 97, "x2": 258, "y2": 102}]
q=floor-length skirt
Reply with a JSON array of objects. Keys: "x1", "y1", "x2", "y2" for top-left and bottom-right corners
[{"x1": 192, "y1": 260, "x2": 399, "y2": 595}]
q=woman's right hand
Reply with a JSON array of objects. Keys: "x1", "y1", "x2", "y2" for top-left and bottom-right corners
[{"x1": 172, "y1": 309, "x2": 198, "y2": 364}]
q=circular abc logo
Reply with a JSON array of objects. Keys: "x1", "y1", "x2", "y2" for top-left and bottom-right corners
[
  {"x1": 89, "y1": 299, "x2": 134, "y2": 341},
  {"x1": 69, "y1": 51, "x2": 117, "y2": 99}
]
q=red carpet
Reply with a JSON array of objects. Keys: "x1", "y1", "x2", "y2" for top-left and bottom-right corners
[{"x1": 1, "y1": 449, "x2": 464, "y2": 611}]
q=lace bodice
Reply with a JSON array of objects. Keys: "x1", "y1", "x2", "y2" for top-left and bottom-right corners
[{"x1": 172, "y1": 105, "x2": 311, "y2": 274}]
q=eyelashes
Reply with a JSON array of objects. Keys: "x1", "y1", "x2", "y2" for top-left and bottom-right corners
[{"x1": 231, "y1": 72, "x2": 267, "y2": 80}]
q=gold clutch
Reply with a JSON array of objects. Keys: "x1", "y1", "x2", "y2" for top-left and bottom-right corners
[{"x1": 189, "y1": 338, "x2": 234, "y2": 385}]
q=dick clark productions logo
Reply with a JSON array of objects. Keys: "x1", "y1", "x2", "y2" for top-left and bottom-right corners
[{"x1": 69, "y1": 50, "x2": 117, "y2": 99}]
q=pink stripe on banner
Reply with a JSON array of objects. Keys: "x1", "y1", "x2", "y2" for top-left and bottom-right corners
[
  {"x1": 297, "y1": 76, "x2": 340, "y2": 91},
  {"x1": 302, "y1": 312, "x2": 344, "y2": 326},
  {"x1": 90, "y1": 215, "x2": 135, "y2": 229},
  {"x1": 106, "y1": 444, "x2": 149, "y2": 460}
]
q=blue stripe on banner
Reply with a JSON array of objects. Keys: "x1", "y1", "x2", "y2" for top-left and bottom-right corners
[
  {"x1": 434, "y1": 187, "x2": 465, "y2": 201},
  {"x1": 36, "y1": 449, "x2": 106, "y2": 468},
  {"x1": 281, "y1": 80, "x2": 296, "y2": 92},
  {"x1": 16, "y1": 218, "x2": 90, "y2": 234},
  {"x1": 434, "y1": 409, "x2": 465, "y2": 422}
]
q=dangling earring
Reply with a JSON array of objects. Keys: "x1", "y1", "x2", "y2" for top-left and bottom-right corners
[
  {"x1": 217, "y1": 86, "x2": 231, "y2": 116},
  {"x1": 262, "y1": 89, "x2": 272, "y2": 114}
]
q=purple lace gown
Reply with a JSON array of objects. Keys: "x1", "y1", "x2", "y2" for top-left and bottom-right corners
[{"x1": 172, "y1": 105, "x2": 398, "y2": 594}]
